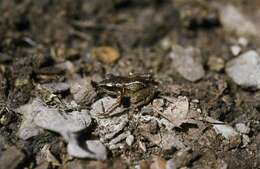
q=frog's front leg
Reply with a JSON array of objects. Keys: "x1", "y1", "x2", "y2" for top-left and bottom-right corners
[{"x1": 98, "y1": 90, "x2": 124, "y2": 117}]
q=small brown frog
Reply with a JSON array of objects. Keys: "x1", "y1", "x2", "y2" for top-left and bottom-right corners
[{"x1": 92, "y1": 73, "x2": 158, "y2": 116}]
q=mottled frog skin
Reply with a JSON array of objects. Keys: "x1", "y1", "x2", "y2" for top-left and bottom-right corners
[{"x1": 92, "y1": 74, "x2": 158, "y2": 109}]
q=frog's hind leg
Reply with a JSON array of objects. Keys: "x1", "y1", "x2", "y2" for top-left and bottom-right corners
[
  {"x1": 98, "y1": 91, "x2": 123, "y2": 117},
  {"x1": 132, "y1": 88, "x2": 156, "y2": 109}
]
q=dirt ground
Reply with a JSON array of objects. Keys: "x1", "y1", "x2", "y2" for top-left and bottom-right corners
[{"x1": 0, "y1": 0, "x2": 259, "y2": 169}]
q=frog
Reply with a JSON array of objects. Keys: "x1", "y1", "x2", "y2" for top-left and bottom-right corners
[{"x1": 91, "y1": 73, "x2": 158, "y2": 116}]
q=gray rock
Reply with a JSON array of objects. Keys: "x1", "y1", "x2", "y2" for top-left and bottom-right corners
[
  {"x1": 41, "y1": 82, "x2": 70, "y2": 94},
  {"x1": 90, "y1": 97, "x2": 129, "y2": 141},
  {"x1": 162, "y1": 96, "x2": 190, "y2": 127},
  {"x1": 17, "y1": 98, "x2": 92, "y2": 140},
  {"x1": 226, "y1": 50, "x2": 260, "y2": 89},
  {"x1": 169, "y1": 46, "x2": 205, "y2": 82},
  {"x1": 213, "y1": 122, "x2": 239, "y2": 140},
  {"x1": 16, "y1": 98, "x2": 106, "y2": 160},
  {"x1": 67, "y1": 139, "x2": 107, "y2": 160},
  {"x1": 70, "y1": 78, "x2": 97, "y2": 105},
  {"x1": 219, "y1": 5, "x2": 258, "y2": 36},
  {"x1": 126, "y1": 135, "x2": 134, "y2": 146},
  {"x1": 235, "y1": 123, "x2": 250, "y2": 134},
  {"x1": 33, "y1": 105, "x2": 91, "y2": 140},
  {"x1": 16, "y1": 99, "x2": 45, "y2": 140},
  {"x1": 160, "y1": 131, "x2": 186, "y2": 151},
  {"x1": 0, "y1": 146, "x2": 25, "y2": 169}
]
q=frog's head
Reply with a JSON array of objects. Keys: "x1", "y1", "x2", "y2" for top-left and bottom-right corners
[{"x1": 91, "y1": 80, "x2": 119, "y2": 96}]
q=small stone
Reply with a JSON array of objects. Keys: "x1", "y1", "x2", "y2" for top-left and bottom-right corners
[
  {"x1": 0, "y1": 146, "x2": 25, "y2": 169},
  {"x1": 34, "y1": 162, "x2": 50, "y2": 169},
  {"x1": 160, "y1": 131, "x2": 186, "y2": 151},
  {"x1": 241, "y1": 134, "x2": 250, "y2": 147},
  {"x1": 70, "y1": 78, "x2": 97, "y2": 105},
  {"x1": 162, "y1": 96, "x2": 195, "y2": 127},
  {"x1": 90, "y1": 97, "x2": 129, "y2": 141},
  {"x1": 17, "y1": 98, "x2": 92, "y2": 140},
  {"x1": 171, "y1": 148, "x2": 193, "y2": 169},
  {"x1": 16, "y1": 98, "x2": 103, "y2": 159},
  {"x1": 230, "y1": 45, "x2": 241, "y2": 56},
  {"x1": 41, "y1": 82, "x2": 70, "y2": 94},
  {"x1": 150, "y1": 155, "x2": 167, "y2": 169},
  {"x1": 39, "y1": 145, "x2": 61, "y2": 166},
  {"x1": 207, "y1": 56, "x2": 225, "y2": 71},
  {"x1": 16, "y1": 100, "x2": 45, "y2": 140},
  {"x1": 138, "y1": 141, "x2": 146, "y2": 152},
  {"x1": 235, "y1": 123, "x2": 250, "y2": 134},
  {"x1": 219, "y1": 5, "x2": 258, "y2": 36},
  {"x1": 169, "y1": 45, "x2": 205, "y2": 82},
  {"x1": 67, "y1": 140, "x2": 107, "y2": 160},
  {"x1": 92, "y1": 46, "x2": 120, "y2": 64},
  {"x1": 226, "y1": 50, "x2": 260, "y2": 89},
  {"x1": 109, "y1": 132, "x2": 129, "y2": 145},
  {"x1": 238, "y1": 37, "x2": 248, "y2": 47},
  {"x1": 213, "y1": 122, "x2": 239, "y2": 140},
  {"x1": 126, "y1": 135, "x2": 134, "y2": 146}
]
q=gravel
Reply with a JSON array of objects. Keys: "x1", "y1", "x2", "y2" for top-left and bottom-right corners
[
  {"x1": 226, "y1": 50, "x2": 260, "y2": 89},
  {"x1": 169, "y1": 45, "x2": 205, "y2": 82}
]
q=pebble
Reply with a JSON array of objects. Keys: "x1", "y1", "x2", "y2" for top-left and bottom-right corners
[
  {"x1": 225, "y1": 50, "x2": 260, "y2": 89},
  {"x1": 90, "y1": 97, "x2": 129, "y2": 141},
  {"x1": 16, "y1": 99, "x2": 45, "y2": 140},
  {"x1": 17, "y1": 98, "x2": 92, "y2": 140},
  {"x1": 235, "y1": 123, "x2": 250, "y2": 134},
  {"x1": 160, "y1": 131, "x2": 186, "y2": 151},
  {"x1": 70, "y1": 78, "x2": 97, "y2": 105},
  {"x1": 16, "y1": 98, "x2": 106, "y2": 160},
  {"x1": 241, "y1": 134, "x2": 250, "y2": 147},
  {"x1": 230, "y1": 45, "x2": 241, "y2": 56},
  {"x1": 169, "y1": 45, "x2": 205, "y2": 82},
  {"x1": 161, "y1": 96, "x2": 191, "y2": 127},
  {"x1": 0, "y1": 146, "x2": 25, "y2": 169},
  {"x1": 238, "y1": 37, "x2": 248, "y2": 47},
  {"x1": 91, "y1": 46, "x2": 120, "y2": 64},
  {"x1": 41, "y1": 82, "x2": 70, "y2": 94},
  {"x1": 67, "y1": 139, "x2": 107, "y2": 160},
  {"x1": 126, "y1": 135, "x2": 134, "y2": 146},
  {"x1": 212, "y1": 121, "x2": 239, "y2": 140},
  {"x1": 138, "y1": 141, "x2": 146, "y2": 152},
  {"x1": 207, "y1": 56, "x2": 225, "y2": 71},
  {"x1": 150, "y1": 155, "x2": 167, "y2": 169},
  {"x1": 219, "y1": 5, "x2": 258, "y2": 36}
]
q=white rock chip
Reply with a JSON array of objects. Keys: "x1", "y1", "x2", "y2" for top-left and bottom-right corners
[
  {"x1": 90, "y1": 97, "x2": 129, "y2": 142},
  {"x1": 67, "y1": 139, "x2": 107, "y2": 160},
  {"x1": 41, "y1": 82, "x2": 70, "y2": 94},
  {"x1": 17, "y1": 99, "x2": 45, "y2": 140},
  {"x1": 70, "y1": 78, "x2": 97, "y2": 105},
  {"x1": 211, "y1": 119, "x2": 239, "y2": 140},
  {"x1": 126, "y1": 135, "x2": 134, "y2": 146},
  {"x1": 219, "y1": 5, "x2": 258, "y2": 36},
  {"x1": 17, "y1": 98, "x2": 91, "y2": 140},
  {"x1": 238, "y1": 37, "x2": 248, "y2": 47},
  {"x1": 230, "y1": 45, "x2": 241, "y2": 56},
  {"x1": 235, "y1": 123, "x2": 250, "y2": 134},
  {"x1": 17, "y1": 98, "x2": 106, "y2": 160},
  {"x1": 160, "y1": 131, "x2": 186, "y2": 151},
  {"x1": 162, "y1": 96, "x2": 189, "y2": 126},
  {"x1": 169, "y1": 45, "x2": 205, "y2": 82},
  {"x1": 161, "y1": 96, "x2": 199, "y2": 127},
  {"x1": 225, "y1": 50, "x2": 260, "y2": 89}
]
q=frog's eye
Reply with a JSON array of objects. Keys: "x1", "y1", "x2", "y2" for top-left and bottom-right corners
[{"x1": 104, "y1": 82, "x2": 114, "y2": 87}]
